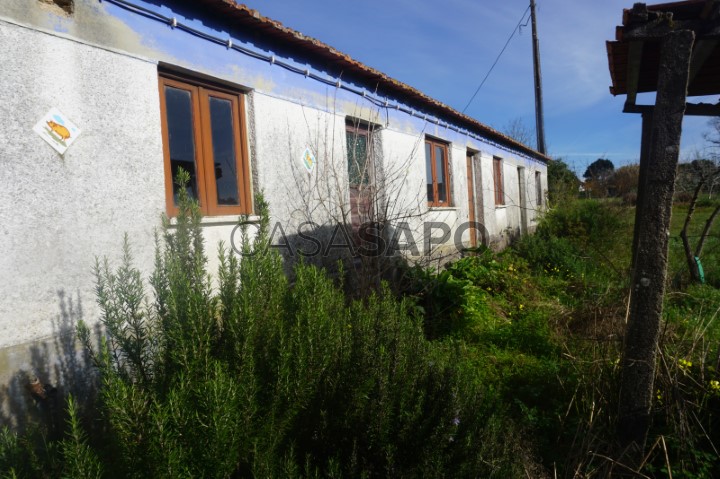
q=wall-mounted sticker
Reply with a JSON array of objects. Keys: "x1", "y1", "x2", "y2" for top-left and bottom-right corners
[
  {"x1": 33, "y1": 108, "x2": 81, "y2": 155},
  {"x1": 302, "y1": 146, "x2": 316, "y2": 173}
]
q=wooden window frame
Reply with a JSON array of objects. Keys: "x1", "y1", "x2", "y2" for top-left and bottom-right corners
[
  {"x1": 493, "y1": 156, "x2": 505, "y2": 206},
  {"x1": 425, "y1": 137, "x2": 451, "y2": 207},
  {"x1": 158, "y1": 73, "x2": 252, "y2": 217}
]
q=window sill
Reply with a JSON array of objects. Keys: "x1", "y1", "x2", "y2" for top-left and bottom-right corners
[
  {"x1": 168, "y1": 215, "x2": 261, "y2": 226},
  {"x1": 494, "y1": 205, "x2": 508, "y2": 209},
  {"x1": 427, "y1": 206, "x2": 459, "y2": 212}
]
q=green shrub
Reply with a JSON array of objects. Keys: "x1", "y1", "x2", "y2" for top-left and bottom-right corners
[
  {"x1": 514, "y1": 234, "x2": 583, "y2": 280},
  {"x1": 537, "y1": 199, "x2": 628, "y2": 256},
  {"x1": 0, "y1": 171, "x2": 536, "y2": 477},
  {"x1": 59, "y1": 396, "x2": 102, "y2": 479}
]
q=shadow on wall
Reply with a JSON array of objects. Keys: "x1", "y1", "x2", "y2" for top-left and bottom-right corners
[
  {"x1": 257, "y1": 222, "x2": 468, "y2": 296},
  {"x1": 266, "y1": 223, "x2": 393, "y2": 294},
  {"x1": 0, "y1": 290, "x2": 100, "y2": 437}
]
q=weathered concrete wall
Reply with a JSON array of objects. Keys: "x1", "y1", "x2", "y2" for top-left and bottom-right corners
[
  {"x1": 0, "y1": 18, "x2": 164, "y2": 423},
  {"x1": 0, "y1": 20, "x2": 164, "y2": 349}
]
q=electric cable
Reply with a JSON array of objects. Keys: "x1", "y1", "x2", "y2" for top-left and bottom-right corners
[
  {"x1": 101, "y1": 0, "x2": 543, "y2": 161},
  {"x1": 461, "y1": 4, "x2": 531, "y2": 114}
]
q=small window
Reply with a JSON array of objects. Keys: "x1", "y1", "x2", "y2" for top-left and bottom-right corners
[
  {"x1": 346, "y1": 121, "x2": 372, "y2": 185},
  {"x1": 425, "y1": 138, "x2": 451, "y2": 207},
  {"x1": 535, "y1": 171, "x2": 543, "y2": 207},
  {"x1": 158, "y1": 73, "x2": 251, "y2": 216},
  {"x1": 493, "y1": 156, "x2": 504, "y2": 206}
]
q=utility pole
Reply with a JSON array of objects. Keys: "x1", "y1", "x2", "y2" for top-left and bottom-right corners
[{"x1": 530, "y1": 0, "x2": 547, "y2": 155}]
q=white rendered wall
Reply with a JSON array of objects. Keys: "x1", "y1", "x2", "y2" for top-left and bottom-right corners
[{"x1": 0, "y1": 21, "x2": 165, "y2": 349}]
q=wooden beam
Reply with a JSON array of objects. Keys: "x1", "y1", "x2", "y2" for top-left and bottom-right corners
[{"x1": 625, "y1": 41, "x2": 644, "y2": 107}]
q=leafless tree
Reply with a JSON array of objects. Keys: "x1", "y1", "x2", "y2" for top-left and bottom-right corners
[
  {"x1": 274, "y1": 92, "x2": 434, "y2": 293},
  {"x1": 502, "y1": 117, "x2": 535, "y2": 148}
]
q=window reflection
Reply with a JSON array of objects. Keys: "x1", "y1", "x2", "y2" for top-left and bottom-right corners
[
  {"x1": 165, "y1": 86, "x2": 199, "y2": 204},
  {"x1": 209, "y1": 97, "x2": 240, "y2": 205}
]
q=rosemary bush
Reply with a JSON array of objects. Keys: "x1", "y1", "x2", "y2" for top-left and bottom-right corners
[{"x1": 13, "y1": 172, "x2": 516, "y2": 477}]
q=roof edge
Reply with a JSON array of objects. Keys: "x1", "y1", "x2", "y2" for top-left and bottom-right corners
[{"x1": 195, "y1": 0, "x2": 551, "y2": 163}]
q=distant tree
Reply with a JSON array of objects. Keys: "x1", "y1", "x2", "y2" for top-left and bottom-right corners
[
  {"x1": 704, "y1": 116, "x2": 720, "y2": 147},
  {"x1": 583, "y1": 158, "x2": 615, "y2": 181},
  {"x1": 676, "y1": 157, "x2": 719, "y2": 200},
  {"x1": 502, "y1": 117, "x2": 535, "y2": 147},
  {"x1": 547, "y1": 158, "x2": 580, "y2": 205},
  {"x1": 609, "y1": 164, "x2": 639, "y2": 204},
  {"x1": 583, "y1": 158, "x2": 615, "y2": 197}
]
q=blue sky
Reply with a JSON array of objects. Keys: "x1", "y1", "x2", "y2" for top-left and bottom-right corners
[{"x1": 250, "y1": 0, "x2": 717, "y2": 176}]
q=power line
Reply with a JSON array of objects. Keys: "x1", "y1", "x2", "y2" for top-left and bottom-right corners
[
  {"x1": 461, "y1": 5, "x2": 531, "y2": 114},
  {"x1": 100, "y1": 0, "x2": 545, "y2": 162}
]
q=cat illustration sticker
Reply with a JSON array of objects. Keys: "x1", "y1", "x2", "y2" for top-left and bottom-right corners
[
  {"x1": 33, "y1": 108, "x2": 81, "y2": 155},
  {"x1": 302, "y1": 146, "x2": 316, "y2": 173}
]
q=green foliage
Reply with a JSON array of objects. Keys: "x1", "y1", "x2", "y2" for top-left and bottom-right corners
[
  {"x1": 583, "y1": 158, "x2": 614, "y2": 181},
  {"x1": 0, "y1": 428, "x2": 22, "y2": 479},
  {"x1": 5, "y1": 170, "x2": 537, "y2": 477},
  {"x1": 669, "y1": 203, "x2": 720, "y2": 287},
  {"x1": 5, "y1": 174, "x2": 718, "y2": 478},
  {"x1": 0, "y1": 424, "x2": 62, "y2": 479},
  {"x1": 515, "y1": 234, "x2": 583, "y2": 280},
  {"x1": 643, "y1": 287, "x2": 720, "y2": 478},
  {"x1": 408, "y1": 248, "x2": 574, "y2": 472},
  {"x1": 536, "y1": 198, "x2": 625, "y2": 248},
  {"x1": 547, "y1": 158, "x2": 580, "y2": 205},
  {"x1": 59, "y1": 396, "x2": 102, "y2": 479},
  {"x1": 410, "y1": 251, "x2": 539, "y2": 341}
]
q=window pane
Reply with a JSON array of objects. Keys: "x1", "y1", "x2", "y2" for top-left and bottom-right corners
[
  {"x1": 347, "y1": 131, "x2": 369, "y2": 185},
  {"x1": 209, "y1": 96, "x2": 240, "y2": 206},
  {"x1": 425, "y1": 142, "x2": 434, "y2": 202},
  {"x1": 165, "y1": 86, "x2": 198, "y2": 204},
  {"x1": 435, "y1": 145, "x2": 446, "y2": 202}
]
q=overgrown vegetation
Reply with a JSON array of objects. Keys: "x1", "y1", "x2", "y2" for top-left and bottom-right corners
[
  {"x1": 0, "y1": 174, "x2": 535, "y2": 477},
  {"x1": 2, "y1": 169, "x2": 719, "y2": 477}
]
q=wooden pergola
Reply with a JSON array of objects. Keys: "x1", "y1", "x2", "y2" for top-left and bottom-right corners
[
  {"x1": 605, "y1": 0, "x2": 720, "y2": 468},
  {"x1": 608, "y1": 0, "x2": 720, "y2": 114}
]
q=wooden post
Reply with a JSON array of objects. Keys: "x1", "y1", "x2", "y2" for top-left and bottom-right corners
[
  {"x1": 618, "y1": 29, "x2": 694, "y2": 469},
  {"x1": 530, "y1": 0, "x2": 547, "y2": 155}
]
